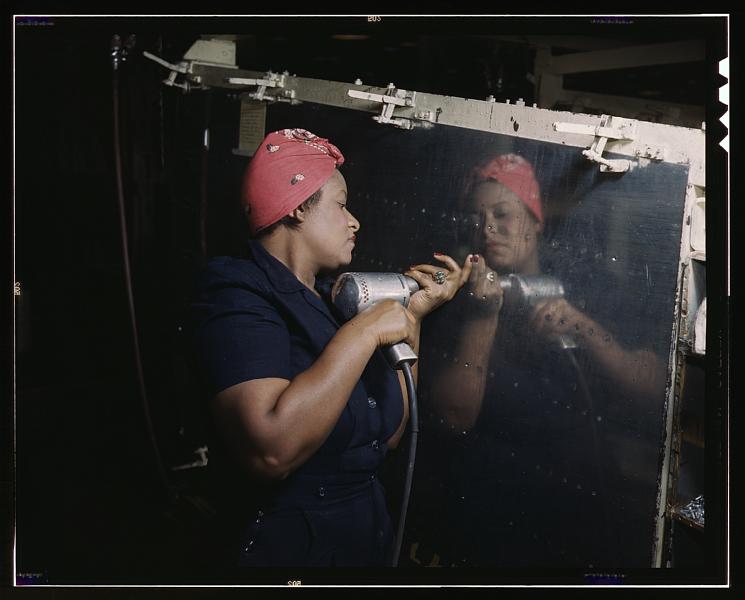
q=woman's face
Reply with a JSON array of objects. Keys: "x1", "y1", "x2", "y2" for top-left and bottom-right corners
[
  {"x1": 301, "y1": 170, "x2": 360, "y2": 271},
  {"x1": 469, "y1": 180, "x2": 542, "y2": 274}
]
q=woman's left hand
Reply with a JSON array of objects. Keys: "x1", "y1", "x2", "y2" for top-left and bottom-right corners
[
  {"x1": 529, "y1": 298, "x2": 590, "y2": 340},
  {"x1": 404, "y1": 253, "x2": 474, "y2": 321}
]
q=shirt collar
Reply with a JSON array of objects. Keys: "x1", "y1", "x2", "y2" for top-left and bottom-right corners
[
  {"x1": 247, "y1": 238, "x2": 306, "y2": 293},
  {"x1": 247, "y1": 239, "x2": 336, "y2": 298}
]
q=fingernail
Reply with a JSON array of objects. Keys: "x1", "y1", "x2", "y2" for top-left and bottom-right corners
[
  {"x1": 433, "y1": 251, "x2": 443, "y2": 256},
  {"x1": 471, "y1": 255, "x2": 479, "y2": 263}
]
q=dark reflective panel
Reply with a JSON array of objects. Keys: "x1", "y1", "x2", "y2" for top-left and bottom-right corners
[{"x1": 264, "y1": 102, "x2": 687, "y2": 568}]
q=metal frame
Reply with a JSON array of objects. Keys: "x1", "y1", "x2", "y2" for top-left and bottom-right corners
[{"x1": 148, "y1": 39, "x2": 709, "y2": 567}]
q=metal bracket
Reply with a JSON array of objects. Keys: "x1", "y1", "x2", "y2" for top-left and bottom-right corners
[
  {"x1": 226, "y1": 71, "x2": 300, "y2": 104},
  {"x1": 553, "y1": 114, "x2": 640, "y2": 173},
  {"x1": 347, "y1": 83, "x2": 429, "y2": 130},
  {"x1": 171, "y1": 446, "x2": 209, "y2": 471},
  {"x1": 144, "y1": 40, "x2": 240, "y2": 93},
  {"x1": 143, "y1": 51, "x2": 204, "y2": 92}
]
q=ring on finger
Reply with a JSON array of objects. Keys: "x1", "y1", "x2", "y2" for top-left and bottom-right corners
[
  {"x1": 486, "y1": 271, "x2": 496, "y2": 283},
  {"x1": 432, "y1": 270, "x2": 447, "y2": 285}
]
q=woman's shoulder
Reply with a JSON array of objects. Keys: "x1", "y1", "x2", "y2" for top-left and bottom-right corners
[{"x1": 197, "y1": 256, "x2": 273, "y2": 300}]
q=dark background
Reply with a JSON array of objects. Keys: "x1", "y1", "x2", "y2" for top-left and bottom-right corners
[{"x1": 6, "y1": 12, "x2": 730, "y2": 591}]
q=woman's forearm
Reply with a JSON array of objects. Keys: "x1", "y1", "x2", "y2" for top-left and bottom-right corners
[
  {"x1": 429, "y1": 314, "x2": 499, "y2": 431},
  {"x1": 578, "y1": 321, "x2": 666, "y2": 399}
]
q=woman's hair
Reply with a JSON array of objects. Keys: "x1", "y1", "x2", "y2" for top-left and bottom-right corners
[{"x1": 252, "y1": 187, "x2": 323, "y2": 238}]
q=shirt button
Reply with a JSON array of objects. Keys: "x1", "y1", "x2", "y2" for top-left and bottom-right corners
[
  {"x1": 371, "y1": 440, "x2": 380, "y2": 450},
  {"x1": 317, "y1": 486, "x2": 326, "y2": 498},
  {"x1": 369, "y1": 474, "x2": 376, "y2": 482},
  {"x1": 367, "y1": 397, "x2": 377, "y2": 408}
]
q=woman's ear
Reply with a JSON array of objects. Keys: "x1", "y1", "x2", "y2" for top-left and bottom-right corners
[
  {"x1": 288, "y1": 205, "x2": 306, "y2": 223},
  {"x1": 535, "y1": 218, "x2": 545, "y2": 236},
  {"x1": 524, "y1": 214, "x2": 543, "y2": 241}
]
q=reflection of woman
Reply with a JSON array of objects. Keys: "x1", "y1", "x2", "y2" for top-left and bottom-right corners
[
  {"x1": 432, "y1": 153, "x2": 665, "y2": 431},
  {"x1": 191, "y1": 128, "x2": 471, "y2": 569},
  {"x1": 415, "y1": 154, "x2": 665, "y2": 567}
]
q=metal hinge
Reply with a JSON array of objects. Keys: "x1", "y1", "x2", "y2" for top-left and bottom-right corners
[
  {"x1": 143, "y1": 51, "x2": 204, "y2": 92},
  {"x1": 347, "y1": 83, "x2": 435, "y2": 130},
  {"x1": 171, "y1": 446, "x2": 209, "y2": 471},
  {"x1": 226, "y1": 71, "x2": 300, "y2": 104},
  {"x1": 553, "y1": 114, "x2": 648, "y2": 173}
]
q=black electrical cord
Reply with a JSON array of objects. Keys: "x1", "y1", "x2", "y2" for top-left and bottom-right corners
[
  {"x1": 113, "y1": 55, "x2": 175, "y2": 503},
  {"x1": 199, "y1": 91, "x2": 212, "y2": 261},
  {"x1": 564, "y1": 347, "x2": 616, "y2": 563},
  {"x1": 391, "y1": 360, "x2": 419, "y2": 567}
]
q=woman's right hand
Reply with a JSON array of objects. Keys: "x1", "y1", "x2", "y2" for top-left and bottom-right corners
[
  {"x1": 463, "y1": 255, "x2": 504, "y2": 317},
  {"x1": 352, "y1": 299, "x2": 419, "y2": 348}
]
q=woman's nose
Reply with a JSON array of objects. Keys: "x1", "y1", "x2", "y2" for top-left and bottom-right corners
[
  {"x1": 348, "y1": 211, "x2": 360, "y2": 232},
  {"x1": 486, "y1": 222, "x2": 506, "y2": 235}
]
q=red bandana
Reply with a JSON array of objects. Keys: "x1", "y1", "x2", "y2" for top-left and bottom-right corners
[
  {"x1": 472, "y1": 154, "x2": 543, "y2": 223},
  {"x1": 241, "y1": 128, "x2": 345, "y2": 235}
]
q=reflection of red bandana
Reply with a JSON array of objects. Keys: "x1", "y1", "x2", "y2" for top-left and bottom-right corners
[
  {"x1": 241, "y1": 128, "x2": 345, "y2": 235},
  {"x1": 473, "y1": 153, "x2": 543, "y2": 223}
]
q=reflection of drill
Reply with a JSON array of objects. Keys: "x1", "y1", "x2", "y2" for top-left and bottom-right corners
[
  {"x1": 499, "y1": 273, "x2": 565, "y2": 307},
  {"x1": 500, "y1": 274, "x2": 576, "y2": 349}
]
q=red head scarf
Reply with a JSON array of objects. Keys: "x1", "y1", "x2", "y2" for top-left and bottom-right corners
[
  {"x1": 241, "y1": 128, "x2": 345, "y2": 235},
  {"x1": 471, "y1": 153, "x2": 543, "y2": 224}
]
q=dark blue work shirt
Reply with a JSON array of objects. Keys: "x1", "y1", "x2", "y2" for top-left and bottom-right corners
[{"x1": 191, "y1": 239, "x2": 404, "y2": 568}]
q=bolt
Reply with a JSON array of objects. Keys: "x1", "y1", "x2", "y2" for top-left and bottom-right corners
[{"x1": 355, "y1": 78, "x2": 363, "y2": 85}]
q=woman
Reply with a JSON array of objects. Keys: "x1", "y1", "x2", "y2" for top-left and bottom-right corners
[
  {"x1": 191, "y1": 128, "x2": 472, "y2": 569},
  {"x1": 412, "y1": 153, "x2": 666, "y2": 567}
]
